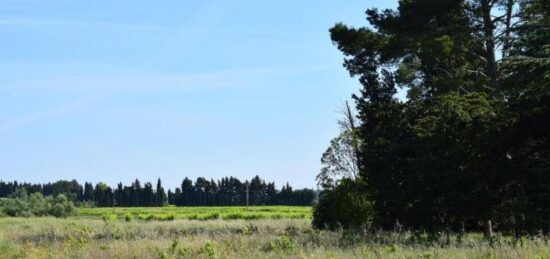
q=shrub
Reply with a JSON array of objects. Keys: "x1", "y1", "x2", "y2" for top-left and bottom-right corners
[
  {"x1": 124, "y1": 213, "x2": 133, "y2": 222},
  {"x1": 102, "y1": 213, "x2": 117, "y2": 222},
  {"x1": 312, "y1": 179, "x2": 372, "y2": 230},
  {"x1": 0, "y1": 190, "x2": 75, "y2": 218},
  {"x1": 158, "y1": 240, "x2": 188, "y2": 258},
  {"x1": 243, "y1": 214, "x2": 263, "y2": 220},
  {"x1": 222, "y1": 213, "x2": 243, "y2": 220},
  {"x1": 50, "y1": 194, "x2": 76, "y2": 218},
  {"x1": 0, "y1": 198, "x2": 31, "y2": 217},
  {"x1": 29, "y1": 193, "x2": 51, "y2": 216},
  {"x1": 197, "y1": 213, "x2": 219, "y2": 220},
  {"x1": 200, "y1": 242, "x2": 217, "y2": 258},
  {"x1": 263, "y1": 235, "x2": 296, "y2": 251}
]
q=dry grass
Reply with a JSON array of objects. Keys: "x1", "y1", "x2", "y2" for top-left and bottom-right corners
[{"x1": 1, "y1": 216, "x2": 549, "y2": 258}]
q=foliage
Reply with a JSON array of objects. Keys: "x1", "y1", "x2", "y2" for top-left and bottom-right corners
[
  {"x1": 0, "y1": 175, "x2": 315, "y2": 208},
  {"x1": 317, "y1": 0, "x2": 550, "y2": 234},
  {"x1": 313, "y1": 179, "x2": 372, "y2": 230},
  {"x1": 317, "y1": 130, "x2": 361, "y2": 189},
  {"x1": 78, "y1": 206, "x2": 311, "y2": 221},
  {"x1": 0, "y1": 189, "x2": 76, "y2": 218},
  {"x1": 1, "y1": 217, "x2": 550, "y2": 258},
  {"x1": 102, "y1": 213, "x2": 117, "y2": 222}
]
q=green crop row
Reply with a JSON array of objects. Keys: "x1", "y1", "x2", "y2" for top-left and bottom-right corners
[{"x1": 76, "y1": 206, "x2": 311, "y2": 222}]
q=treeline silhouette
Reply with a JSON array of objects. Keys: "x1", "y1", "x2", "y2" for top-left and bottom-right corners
[{"x1": 0, "y1": 176, "x2": 315, "y2": 207}]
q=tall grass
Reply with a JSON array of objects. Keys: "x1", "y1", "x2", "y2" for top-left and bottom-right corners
[{"x1": 1, "y1": 216, "x2": 549, "y2": 258}]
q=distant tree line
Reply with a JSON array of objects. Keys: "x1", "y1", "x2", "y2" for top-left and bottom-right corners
[
  {"x1": 168, "y1": 176, "x2": 314, "y2": 206},
  {"x1": 0, "y1": 176, "x2": 315, "y2": 207}
]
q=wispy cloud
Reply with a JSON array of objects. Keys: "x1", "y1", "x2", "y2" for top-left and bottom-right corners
[
  {"x1": 0, "y1": 65, "x2": 330, "y2": 133},
  {"x1": 0, "y1": 92, "x2": 111, "y2": 134},
  {"x1": 0, "y1": 18, "x2": 185, "y2": 31},
  {"x1": 0, "y1": 17, "x2": 322, "y2": 38},
  {"x1": 11, "y1": 65, "x2": 331, "y2": 94}
]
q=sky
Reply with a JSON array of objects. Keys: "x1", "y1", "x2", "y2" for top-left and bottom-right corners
[{"x1": 0, "y1": 0, "x2": 397, "y2": 190}]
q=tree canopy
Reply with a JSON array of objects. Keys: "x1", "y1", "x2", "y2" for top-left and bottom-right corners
[{"x1": 315, "y1": 0, "x2": 550, "y2": 234}]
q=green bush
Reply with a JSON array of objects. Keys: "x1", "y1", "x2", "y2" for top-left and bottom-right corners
[
  {"x1": 200, "y1": 242, "x2": 217, "y2": 258},
  {"x1": 222, "y1": 213, "x2": 244, "y2": 220},
  {"x1": 312, "y1": 179, "x2": 372, "y2": 230},
  {"x1": 124, "y1": 213, "x2": 133, "y2": 222},
  {"x1": 263, "y1": 235, "x2": 296, "y2": 251},
  {"x1": 102, "y1": 213, "x2": 117, "y2": 222},
  {"x1": 197, "y1": 213, "x2": 219, "y2": 220},
  {"x1": 0, "y1": 190, "x2": 75, "y2": 218},
  {"x1": 50, "y1": 195, "x2": 76, "y2": 218}
]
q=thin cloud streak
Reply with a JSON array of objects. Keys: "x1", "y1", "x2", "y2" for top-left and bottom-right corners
[
  {"x1": 0, "y1": 18, "x2": 322, "y2": 37},
  {"x1": 0, "y1": 92, "x2": 112, "y2": 134},
  {"x1": 0, "y1": 18, "x2": 184, "y2": 31},
  {"x1": 11, "y1": 65, "x2": 332, "y2": 94}
]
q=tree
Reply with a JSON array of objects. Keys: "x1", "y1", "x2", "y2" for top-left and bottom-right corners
[
  {"x1": 142, "y1": 182, "x2": 155, "y2": 206},
  {"x1": 156, "y1": 178, "x2": 167, "y2": 206},
  {"x1": 317, "y1": 102, "x2": 361, "y2": 190},
  {"x1": 94, "y1": 182, "x2": 113, "y2": 207},
  {"x1": 316, "y1": 0, "x2": 549, "y2": 234},
  {"x1": 180, "y1": 177, "x2": 193, "y2": 206},
  {"x1": 83, "y1": 182, "x2": 94, "y2": 202}
]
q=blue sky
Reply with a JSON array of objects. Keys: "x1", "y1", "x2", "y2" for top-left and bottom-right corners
[{"x1": 0, "y1": 0, "x2": 396, "y2": 190}]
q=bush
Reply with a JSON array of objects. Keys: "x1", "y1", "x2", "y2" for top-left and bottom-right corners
[
  {"x1": 222, "y1": 213, "x2": 244, "y2": 220},
  {"x1": 124, "y1": 213, "x2": 133, "y2": 222},
  {"x1": 0, "y1": 190, "x2": 75, "y2": 218},
  {"x1": 312, "y1": 179, "x2": 372, "y2": 230},
  {"x1": 0, "y1": 198, "x2": 31, "y2": 217},
  {"x1": 200, "y1": 242, "x2": 217, "y2": 258},
  {"x1": 50, "y1": 194, "x2": 76, "y2": 218},
  {"x1": 102, "y1": 213, "x2": 117, "y2": 222}
]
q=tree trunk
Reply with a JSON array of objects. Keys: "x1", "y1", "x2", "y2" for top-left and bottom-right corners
[
  {"x1": 502, "y1": 0, "x2": 514, "y2": 58},
  {"x1": 485, "y1": 219, "x2": 494, "y2": 238},
  {"x1": 481, "y1": 0, "x2": 499, "y2": 95}
]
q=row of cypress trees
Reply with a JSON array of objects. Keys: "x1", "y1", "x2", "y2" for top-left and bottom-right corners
[{"x1": 0, "y1": 175, "x2": 315, "y2": 207}]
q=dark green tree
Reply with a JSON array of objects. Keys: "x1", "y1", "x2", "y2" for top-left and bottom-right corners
[{"x1": 156, "y1": 178, "x2": 167, "y2": 206}]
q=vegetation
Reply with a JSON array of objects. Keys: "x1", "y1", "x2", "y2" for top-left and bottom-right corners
[
  {"x1": 0, "y1": 175, "x2": 315, "y2": 208},
  {"x1": 0, "y1": 0, "x2": 548, "y2": 257},
  {"x1": 314, "y1": 0, "x2": 550, "y2": 235},
  {"x1": 77, "y1": 206, "x2": 311, "y2": 221},
  {"x1": 0, "y1": 189, "x2": 76, "y2": 218},
  {"x1": 1, "y1": 217, "x2": 550, "y2": 258}
]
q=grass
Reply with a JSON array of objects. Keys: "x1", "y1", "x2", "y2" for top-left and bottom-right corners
[{"x1": 1, "y1": 207, "x2": 550, "y2": 258}]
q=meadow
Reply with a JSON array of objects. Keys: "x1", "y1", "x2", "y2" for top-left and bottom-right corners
[{"x1": 1, "y1": 206, "x2": 550, "y2": 258}]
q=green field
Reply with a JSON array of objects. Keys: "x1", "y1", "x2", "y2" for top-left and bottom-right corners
[
  {"x1": 77, "y1": 206, "x2": 312, "y2": 221},
  {"x1": 1, "y1": 206, "x2": 550, "y2": 258}
]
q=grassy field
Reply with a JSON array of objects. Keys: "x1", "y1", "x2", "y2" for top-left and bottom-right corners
[
  {"x1": 77, "y1": 206, "x2": 311, "y2": 221},
  {"x1": 1, "y1": 207, "x2": 550, "y2": 258}
]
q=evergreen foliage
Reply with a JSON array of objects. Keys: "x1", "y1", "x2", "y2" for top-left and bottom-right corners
[
  {"x1": 314, "y1": 0, "x2": 550, "y2": 234},
  {"x1": 0, "y1": 175, "x2": 315, "y2": 208}
]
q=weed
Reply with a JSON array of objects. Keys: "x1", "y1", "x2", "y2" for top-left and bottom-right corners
[
  {"x1": 200, "y1": 242, "x2": 217, "y2": 258},
  {"x1": 102, "y1": 213, "x2": 117, "y2": 222}
]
